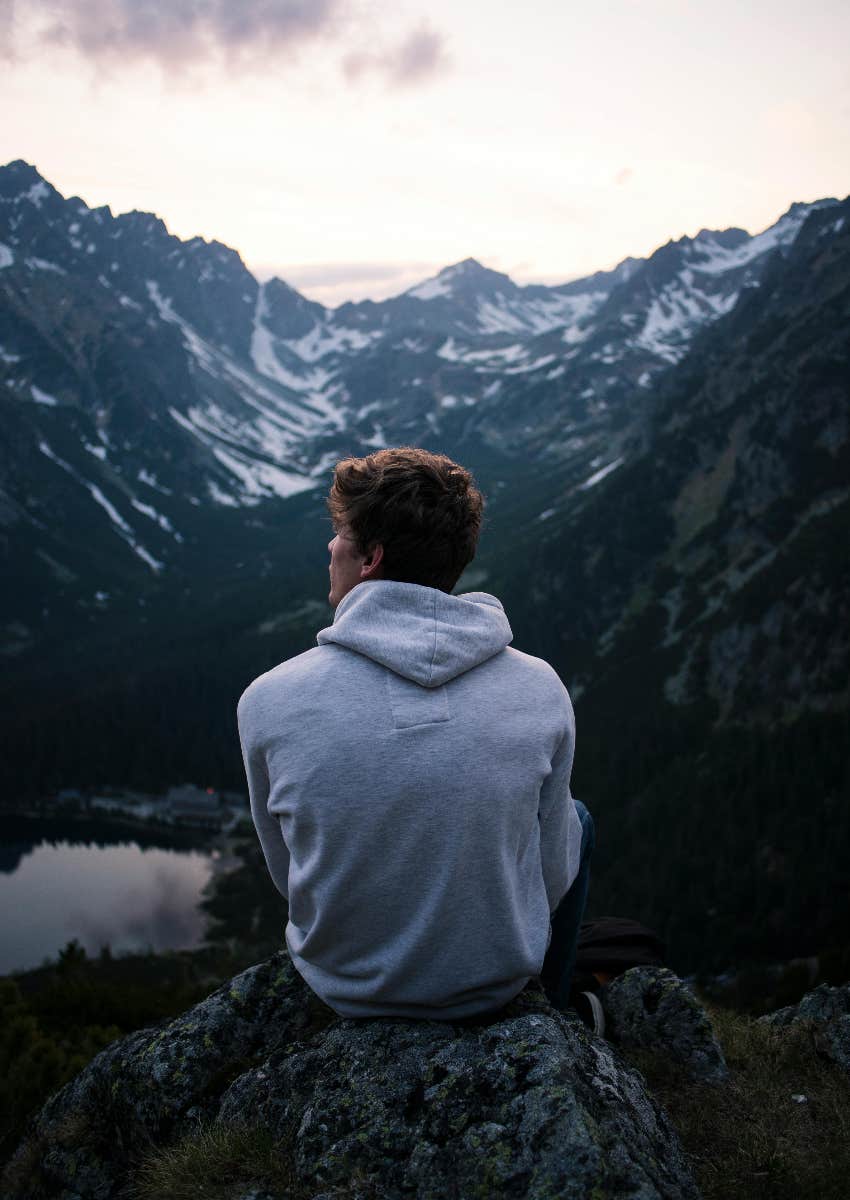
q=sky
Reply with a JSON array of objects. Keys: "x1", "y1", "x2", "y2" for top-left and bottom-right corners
[{"x1": 2, "y1": 0, "x2": 849, "y2": 306}]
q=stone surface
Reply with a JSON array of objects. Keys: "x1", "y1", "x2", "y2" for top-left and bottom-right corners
[
  {"x1": 4, "y1": 956, "x2": 701, "y2": 1200},
  {"x1": 602, "y1": 967, "x2": 729, "y2": 1084},
  {"x1": 3, "y1": 953, "x2": 329, "y2": 1200},
  {"x1": 759, "y1": 983, "x2": 850, "y2": 1073}
]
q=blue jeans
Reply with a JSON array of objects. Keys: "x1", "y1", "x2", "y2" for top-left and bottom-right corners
[{"x1": 539, "y1": 799, "x2": 594, "y2": 1009}]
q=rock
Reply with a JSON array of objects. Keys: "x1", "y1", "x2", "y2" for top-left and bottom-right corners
[
  {"x1": 759, "y1": 983, "x2": 850, "y2": 1073},
  {"x1": 602, "y1": 967, "x2": 729, "y2": 1084},
  {"x1": 759, "y1": 981, "x2": 850, "y2": 1028},
  {"x1": 3, "y1": 953, "x2": 331, "y2": 1200},
  {"x1": 4, "y1": 956, "x2": 700, "y2": 1200}
]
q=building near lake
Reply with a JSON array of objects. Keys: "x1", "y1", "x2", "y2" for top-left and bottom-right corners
[{"x1": 164, "y1": 785, "x2": 222, "y2": 829}]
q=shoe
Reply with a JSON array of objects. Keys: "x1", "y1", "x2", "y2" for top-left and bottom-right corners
[{"x1": 572, "y1": 990, "x2": 605, "y2": 1036}]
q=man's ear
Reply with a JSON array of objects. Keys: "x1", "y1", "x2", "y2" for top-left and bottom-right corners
[{"x1": 360, "y1": 542, "x2": 384, "y2": 581}]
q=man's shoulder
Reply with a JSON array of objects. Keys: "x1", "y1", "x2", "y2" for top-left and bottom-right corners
[
  {"x1": 237, "y1": 644, "x2": 340, "y2": 719},
  {"x1": 501, "y1": 645, "x2": 569, "y2": 687},
  {"x1": 499, "y1": 647, "x2": 574, "y2": 713}
]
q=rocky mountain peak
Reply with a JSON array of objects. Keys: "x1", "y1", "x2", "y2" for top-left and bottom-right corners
[
  {"x1": 262, "y1": 274, "x2": 326, "y2": 338},
  {"x1": 0, "y1": 158, "x2": 50, "y2": 198},
  {"x1": 694, "y1": 226, "x2": 749, "y2": 249},
  {"x1": 0, "y1": 160, "x2": 65, "y2": 221},
  {"x1": 784, "y1": 197, "x2": 838, "y2": 219},
  {"x1": 442, "y1": 255, "x2": 506, "y2": 279},
  {"x1": 406, "y1": 257, "x2": 517, "y2": 302},
  {"x1": 114, "y1": 208, "x2": 171, "y2": 238}
]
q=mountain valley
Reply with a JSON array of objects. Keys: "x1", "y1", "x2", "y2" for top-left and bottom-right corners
[{"x1": 1, "y1": 159, "x2": 848, "y2": 973}]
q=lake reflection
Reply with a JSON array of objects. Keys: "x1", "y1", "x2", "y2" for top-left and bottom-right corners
[{"x1": 0, "y1": 833, "x2": 215, "y2": 974}]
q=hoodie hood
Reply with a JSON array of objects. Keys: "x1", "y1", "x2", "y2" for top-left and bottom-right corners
[{"x1": 317, "y1": 580, "x2": 513, "y2": 687}]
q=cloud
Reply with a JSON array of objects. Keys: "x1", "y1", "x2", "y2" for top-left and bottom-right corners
[
  {"x1": 252, "y1": 259, "x2": 446, "y2": 305},
  {"x1": 342, "y1": 25, "x2": 448, "y2": 88},
  {"x1": 0, "y1": 0, "x2": 14, "y2": 55},
  {"x1": 264, "y1": 260, "x2": 435, "y2": 287},
  {"x1": 4, "y1": 1, "x2": 450, "y2": 86},
  {"x1": 7, "y1": 0, "x2": 343, "y2": 68}
]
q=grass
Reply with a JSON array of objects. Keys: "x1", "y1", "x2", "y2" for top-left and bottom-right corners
[
  {"x1": 124, "y1": 1122, "x2": 382, "y2": 1200},
  {"x1": 622, "y1": 1004, "x2": 850, "y2": 1200},
  {"x1": 124, "y1": 1123, "x2": 302, "y2": 1200}
]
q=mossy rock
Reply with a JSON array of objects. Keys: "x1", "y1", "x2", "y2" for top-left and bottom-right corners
[{"x1": 4, "y1": 956, "x2": 699, "y2": 1199}]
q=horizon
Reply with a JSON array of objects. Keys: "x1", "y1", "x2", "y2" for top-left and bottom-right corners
[
  {"x1": 2, "y1": 0, "x2": 848, "y2": 307},
  {"x1": 3, "y1": 155, "x2": 841, "y2": 311}
]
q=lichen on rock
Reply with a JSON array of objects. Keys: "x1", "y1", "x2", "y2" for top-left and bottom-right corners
[
  {"x1": 602, "y1": 967, "x2": 729, "y2": 1084},
  {"x1": 759, "y1": 982, "x2": 850, "y2": 1074},
  {"x1": 4, "y1": 954, "x2": 701, "y2": 1200}
]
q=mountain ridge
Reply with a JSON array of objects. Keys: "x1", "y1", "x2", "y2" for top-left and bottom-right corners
[
  {"x1": 1, "y1": 159, "x2": 844, "y2": 663},
  {"x1": 3, "y1": 158, "x2": 836, "y2": 306}
]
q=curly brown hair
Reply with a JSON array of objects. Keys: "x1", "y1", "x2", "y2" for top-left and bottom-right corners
[{"x1": 327, "y1": 447, "x2": 484, "y2": 593}]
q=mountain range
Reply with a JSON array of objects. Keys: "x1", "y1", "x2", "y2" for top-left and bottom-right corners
[{"x1": 2, "y1": 159, "x2": 848, "y2": 972}]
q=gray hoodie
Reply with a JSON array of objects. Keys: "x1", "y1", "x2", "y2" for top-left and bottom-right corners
[{"x1": 237, "y1": 580, "x2": 581, "y2": 1019}]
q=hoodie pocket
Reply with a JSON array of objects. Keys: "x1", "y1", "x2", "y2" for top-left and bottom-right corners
[{"x1": 385, "y1": 672, "x2": 451, "y2": 730}]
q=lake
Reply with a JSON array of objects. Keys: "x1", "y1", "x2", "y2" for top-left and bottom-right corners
[{"x1": 0, "y1": 816, "x2": 221, "y2": 975}]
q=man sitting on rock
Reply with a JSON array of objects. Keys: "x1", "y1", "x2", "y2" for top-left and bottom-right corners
[{"x1": 237, "y1": 446, "x2": 594, "y2": 1020}]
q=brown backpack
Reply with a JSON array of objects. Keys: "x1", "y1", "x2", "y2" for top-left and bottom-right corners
[{"x1": 572, "y1": 916, "x2": 666, "y2": 990}]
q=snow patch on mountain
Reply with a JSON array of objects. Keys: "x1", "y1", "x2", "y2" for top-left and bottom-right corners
[
  {"x1": 137, "y1": 468, "x2": 171, "y2": 495},
  {"x1": 636, "y1": 274, "x2": 736, "y2": 364},
  {"x1": 24, "y1": 181, "x2": 49, "y2": 208},
  {"x1": 251, "y1": 283, "x2": 304, "y2": 386},
  {"x1": 168, "y1": 405, "x2": 314, "y2": 504},
  {"x1": 31, "y1": 385, "x2": 59, "y2": 406},
  {"x1": 207, "y1": 479, "x2": 240, "y2": 506},
  {"x1": 149, "y1": 279, "x2": 341, "y2": 476},
  {"x1": 563, "y1": 322, "x2": 591, "y2": 345},
  {"x1": 477, "y1": 291, "x2": 606, "y2": 337},
  {"x1": 505, "y1": 354, "x2": 557, "y2": 375},
  {"x1": 251, "y1": 290, "x2": 334, "y2": 395},
  {"x1": 474, "y1": 300, "x2": 528, "y2": 335},
  {"x1": 691, "y1": 202, "x2": 834, "y2": 276},
  {"x1": 211, "y1": 445, "x2": 314, "y2": 502},
  {"x1": 38, "y1": 439, "x2": 163, "y2": 571},
  {"x1": 146, "y1": 279, "x2": 177, "y2": 322},
  {"x1": 437, "y1": 338, "x2": 526, "y2": 366},
  {"x1": 131, "y1": 497, "x2": 181, "y2": 540},
  {"x1": 408, "y1": 275, "x2": 452, "y2": 301},
  {"x1": 26, "y1": 257, "x2": 65, "y2": 274},
  {"x1": 284, "y1": 322, "x2": 381, "y2": 362},
  {"x1": 579, "y1": 457, "x2": 625, "y2": 490}
]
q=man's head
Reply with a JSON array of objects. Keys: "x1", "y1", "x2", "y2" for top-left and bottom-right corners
[{"x1": 326, "y1": 446, "x2": 484, "y2": 607}]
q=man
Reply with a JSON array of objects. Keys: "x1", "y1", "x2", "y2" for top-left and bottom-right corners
[{"x1": 237, "y1": 446, "x2": 593, "y2": 1020}]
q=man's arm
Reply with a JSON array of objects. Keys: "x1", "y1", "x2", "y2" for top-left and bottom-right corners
[
  {"x1": 537, "y1": 703, "x2": 581, "y2": 913},
  {"x1": 237, "y1": 688, "x2": 290, "y2": 901}
]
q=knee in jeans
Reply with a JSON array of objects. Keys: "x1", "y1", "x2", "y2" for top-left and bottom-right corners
[{"x1": 574, "y1": 800, "x2": 595, "y2": 854}]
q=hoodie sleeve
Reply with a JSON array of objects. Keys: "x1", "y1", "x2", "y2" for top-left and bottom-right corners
[
  {"x1": 537, "y1": 702, "x2": 581, "y2": 913},
  {"x1": 237, "y1": 686, "x2": 290, "y2": 902}
]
